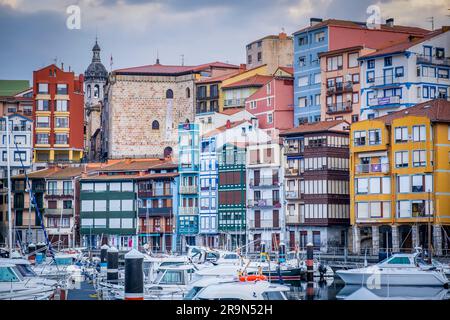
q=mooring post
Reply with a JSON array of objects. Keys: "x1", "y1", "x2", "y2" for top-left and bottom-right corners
[
  {"x1": 107, "y1": 246, "x2": 119, "y2": 284},
  {"x1": 306, "y1": 242, "x2": 314, "y2": 283},
  {"x1": 124, "y1": 249, "x2": 144, "y2": 300},
  {"x1": 100, "y1": 244, "x2": 109, "y2": 275}
]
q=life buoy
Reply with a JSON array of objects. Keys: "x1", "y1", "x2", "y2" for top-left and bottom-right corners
[{"x1": 239, "y1": 275, "x2": 267, "y2": 282}]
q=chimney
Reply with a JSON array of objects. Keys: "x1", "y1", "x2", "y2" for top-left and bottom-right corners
[
  {"x1": 310, "y1": 18, "x2": 323, "y2": 27},
  {"x1": 226, "y1": 120, "x2": 231, "y2": 129},
  {"x1": 61, "y1": 62, "x2": 64, "y2": 71},
  {"x1": 239, "y1": 64, "x2": 247, "y2": 71},
  {"x1": 279, "y1": 32, "x2": 287, "y2": 40},
  {"x1": 386, "y1": 18, "x2": 394, "y2": 27}
]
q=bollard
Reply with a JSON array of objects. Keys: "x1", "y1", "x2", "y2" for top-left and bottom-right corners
[
  {"x1": 306, "y1": 282, "x2": 315, "y2": 301},
  {"x1": 107, "y1": 246, "x2": 119, "y2": 284},
  {"x1": 260, "y1": 242, "x2": 267, "y2": 262},
  {"x1": 306, "y1": 242, "x2": 314, "y2": 283},
  {"x1": 278, "y1": 243, "x2": 286, "y2": 264},
  {"x1": 124, "y1": 249, "x2": 144, "y2": 300},
  {"x1": 100, "y1": 244, "x2": 109, "y2": 275}
]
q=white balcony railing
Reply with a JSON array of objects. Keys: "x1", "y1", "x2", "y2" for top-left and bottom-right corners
[
  {"x1": 285, "y1": 190, "x2": 299, "y2": 200},
  {"x1": 179, "y1": 207, "x2": 199, "y2": 215},
  {"x1": 368, "y1": 96, "x2": 400, "y2": 106},
  {"x1": 179, "y1": 185, "x2": 198, "y2": 194}
]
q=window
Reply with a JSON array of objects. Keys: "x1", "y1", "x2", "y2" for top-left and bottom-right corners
[
  {"x1": 81, "y1": 183, "x2": 94, "y2": 192},
  {"x1": 55, "y1": 133, "x2": 68, "y2": 144},
  {"x1": 357, "y1": 202, "x2": 369, "y2": 218},
  {"x1": 166, "y1": 89, "x2": 174, "y2": 99},
  {"x1": 369, "y1": 177, "x2": 381, "y2": 194},
  {"x1": 348, "y1": 52, "x2": 359, "y2": 68},
  {"x1": 354, "y1": 131, "x2": 366, "y2": 146},
  {"x1": 56, "y1": 84, "x2": 68, "y2": 95},
  {"x1": 36, "y1": 133, "x2": 49, "y2": 144},
  {"x1": 55, "y1": 117, "x2": 69, "y2": 128},
  {"x1": 14, "y1": 151, "x2": 26, "y2": 161},
  {"x1": 298, "y1": 56, "x2": 306, "y2": 67},
  {"x1": 356, "y1": 178, "x2": 368, "y2": 194},
  {"x1": 352, "y1": 73, "x2": 360, "y2": 84},
  {"x1": 37, "y1": 100, "x2": 50, "y2": 111},
  {"x1": 152, "y1": 120, "x2": 160, "y2": 130},
  {"x1": 36, "y1": 116, "x2": 50, "y2": 128},
  {"x1": 412, "y1": 125, "x2": 426, "y2": 142},
  {"x1": 367, "y1": 71, "x2": 375, "y2": 83},
  {"x1": 398, "y1": 201, "x2": 410, "y2": 218},
  {"x1": 267, "y1": 113, "x2": 273, "y2": 124},
  {"x1": 298, "y1": 97, "x2": 307, "y2": 108},
  {"x1": 38, "y1": 83, "x2": 48, "y2": 94},
  {"x1": 63, "y1": 200, "x2": 72, "y2": 209},
  {"x1": 122, "y1": 182, "x2": 134, "y2": 192},
  {"x1": 315, "y1": 31, "x2": 325, "y2": 42},
  {"x1": 368, "y1": 129, "x2": 381, "y2": 145},
  {"x1": 436, "y1": 48, "x2": 445, "y2": 59},
  {"x1": 94, "y1": 183, "x2": 107, "y2": 192},
  {"x1": 352, "y1": 92, "x2": 359, "y2": 104},
  {"x1": 327, "y1": 56, "x2": 343, "y2": 71},
  {"x1": 257, "y1": 52, "x2": 262, "y2": 62},
  {"x1": 398, "y1": 176, "x2": 410, "y2": 193},
  {"x1": 395, "y1": 67, "x2": 404, "y2": 77},
  {"x1": 367, "y1": 60, "x2": 375, "y2": 69},
  {"x1": 122, "y1": 200, "x2": 134, "y2": 211},
  {"x1": 413, "y1": 150, "x2": 426, "y2": 167},
  {"x1": 186, "y1": 87, "x2": 190, "y2": 98},
  {"x1": 81, "y1": 200, "x2": 94, "y2": 212},
  {"x1": 438, "y1": 69, "x2": 449, "y2": 79},
  {"x1": 299, "y1": 36, "x2": 308, "y2": 46},
  {"x1": 384, "y1": 56, "x2": 392, "y2": 67},
  {"x1": 395, "y1": 151, "x2": 409, "y2": 168},
  {"x1": 298, "y1": 76, "x2": 309, "y2": 87},
  {"x1": 395, "y1": 127, "x2": 408, "y2": 143},
  {"x1": 247, "y1": 55, "x2": 252, "y2": 64}
]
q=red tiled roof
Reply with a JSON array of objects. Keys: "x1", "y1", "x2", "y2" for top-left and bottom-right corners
[
  {"x1": 12, "y1": 165, "x2": 100, "y2": 180},
  {"x1": 115, "y1": 61, "x2": 239, "y2": 76},
  {"x1": 99, "y1": 159, "x2": 175, "y2": 172},
  {"x1": 196, "y1": 70, "x2": 241, "y2": 84},
  {"x1": 221, "y1": 75, "x2": 273, "y2": 89},
  {"x1": 293, "y1": 19, "x2": 429, "y2": 35},
  {"x1": 219, "y1": 108, "x2": 245, "y2": 116},
  {"x1": 279, "y1": 120, "x2": 350, "y2": 136},
  {"x1": 135, "y1": 172, "x2": 179, "y2": 180},
  {"x1": 276, "y1": 66, "x2": 294, "y2": 75},
  {"x1": 360, "y1": 27, "x2": 449, "y2": 59},
  {"x1": 374, "y1": 99, "x2": 450, "y2": 125}
]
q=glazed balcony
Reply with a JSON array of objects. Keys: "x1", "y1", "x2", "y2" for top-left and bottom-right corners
[
  {"x1": 224, "y1": 98, "x2": 245, "y2": 108},
  {"x1": 355, "y1": 163, "x2": 390, "y2": 174},
  {"x1": 285, "y1": 190, "x2": 300, "y2": 200},
  {"x1": 249, "y1": 178, "x2": 280, "y2": 189},
  {"x1": 284, "y1": 144, "x2": 305, "y2": 155},
  {"x1": 179, "y1": 185, "x2": 198, "y2": 195},
  {"x1": 326, "y1": 102, "x2": 352, "y2": 115},
  {"x1": 139, "y1": 225, "x2": 172, "y2": 234},
  {"x1": 179, "y1": 207, "x2": 199, "y2": 215},
  {"x1": 417, "y1": 54, "x2": 450, "y2": 66},
  {"x1": 285, "y1": 167, "x2": 300, "y2": 176},
  {"x1": 138, "y1": 188, "x2": 172, "y2": 198},
  {"x1": 247, "y1": 199, "x2": 281, "y2": 209},
  {"x1": 138, "y1": 207, "x2": 172, "y2": 217},
  {"x1": 326, "y1": 82, "x2": 353, "y2": 95},
  {"x1": 45, "y1": 208, "x2": 73, "y2": 216}
]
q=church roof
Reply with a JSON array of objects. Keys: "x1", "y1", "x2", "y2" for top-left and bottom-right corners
[{"x1": 85, "y1": 40, "x2": 108, "y2": 81}]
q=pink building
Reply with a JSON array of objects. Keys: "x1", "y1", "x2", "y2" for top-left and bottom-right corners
[{"x1": 245, "y1": 67, "x2": 294, "y2": 139}]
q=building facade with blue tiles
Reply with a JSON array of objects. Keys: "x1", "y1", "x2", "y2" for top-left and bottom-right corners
[
  {"x1": 359, "y1": 27, "x2": 449, "y2": 120},
  {"x1": 199, "y1": 135, "x2": 219, "y2": 247},
  {"x1": 293, "y1": 19, "x2": 328, "y2": 125},
  {"x1": 177, "y1": 122, "x2": 200, "y2": 251}
]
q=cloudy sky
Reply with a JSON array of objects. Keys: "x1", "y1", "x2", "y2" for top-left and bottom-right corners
[{"x1": 0, "y1": 0, "x2": 448, "y2": 81}]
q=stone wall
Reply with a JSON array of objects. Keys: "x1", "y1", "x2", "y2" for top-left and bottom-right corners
[{"x1": 107, "y1": 74, "x2": 195, "y2": 159}]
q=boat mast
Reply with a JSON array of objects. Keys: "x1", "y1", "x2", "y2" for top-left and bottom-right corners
[{"x1": 5, "y1": 116, "x2": 12, "y2": 252}]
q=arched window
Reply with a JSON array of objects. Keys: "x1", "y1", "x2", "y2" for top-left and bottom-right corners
[
  {"x1": 186, "y1": 87, "x2": 190, "y2": 98},
  {"x1": 94, "y1": 85, "x2": 100, "y2": 98},
  {"x1": 166, "y1": 89, "x2": 174, "y2": 99},
  {"x1": 152, "y1": 120, "x2": 160, "y2": 130},
  {"x1": 164, "y1": 147, "x2": 173, "y2": 158},
  {"x1": 87, "y1": 85, "x2": 91, "y2": 98}
]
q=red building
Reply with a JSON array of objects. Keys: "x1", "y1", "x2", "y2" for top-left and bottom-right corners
[
  {"x1": 245, "y1": 67, "x2": 294, "y2": 139},
  {"x1": 33, "y1": 64, "x2": 84, "y2": 164}
]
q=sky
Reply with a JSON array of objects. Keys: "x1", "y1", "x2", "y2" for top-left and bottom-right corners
[{"x1": 0, "y1": 0, "x2": 448, "y2": 82}]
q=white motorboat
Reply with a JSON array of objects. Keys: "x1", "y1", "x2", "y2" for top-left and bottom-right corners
[
  {"x1": 336, "y1": 285, "x2": 449, "y2": 300},
  {"x1": 193, "y1": 280, "x2": 290, "y2": 300},
  {"x1": 0, "y1": 258, "x2": 59, "y2": 287},
  {"x1": 286, "y1": 251, "x2": 334, "y2": 278},
  {"x1": 0, "y1": 263, "x2": 56, "y2": 300},
  {"x1": 336, "y1": 252, "x2": 449, "y2": 287}
]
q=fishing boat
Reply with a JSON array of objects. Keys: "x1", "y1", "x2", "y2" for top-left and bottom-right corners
[
  {"x1": 336, "y1": 252, "x2": 449, "y2": 287},
  {"x1": 193, "y1": 280, "x2": 290, "y2": 300}
]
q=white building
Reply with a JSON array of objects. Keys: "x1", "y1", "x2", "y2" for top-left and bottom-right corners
[
  {"x1": 246, "y1": 142, "x2": 285, "y2": 253},
  {"x1": 0, "y1": 114, "x2": 33, "y2": 178},
  {"x1": 359, "y1": 27, "x2": 450, "y2": 120}
]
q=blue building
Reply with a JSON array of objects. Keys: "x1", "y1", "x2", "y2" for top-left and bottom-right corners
[
  {"x1": 177, "y1": 122, "x2": 200, "y2": 251},
  {"x1": 199, "y1": 135, "x2": 219, "y2": 247},
  {"x1": 293, "y1": 18, "x2": 328, "y2": 125}
]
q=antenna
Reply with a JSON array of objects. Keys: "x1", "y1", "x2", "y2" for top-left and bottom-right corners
[
  {"x1": 156, "y1": 49, "x2": 160, "y2": 64},
  {"x1": 181, "y1": 54, "x2": 184, "y2": 66},
  {"x1": 426, "y1": 17, "x2": 434, "y2": 31}
]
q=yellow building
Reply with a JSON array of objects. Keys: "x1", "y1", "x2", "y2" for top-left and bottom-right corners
[{"x1": 350, "y1": 99, "x2": 450, "y2": 256}]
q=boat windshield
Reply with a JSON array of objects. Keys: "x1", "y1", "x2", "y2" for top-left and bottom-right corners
[
  {"x1": 184, "y1": 286, "x2": 203, "y2": 300},
  {"x1": 0, "y1": 266, "x2": 23, "y2": 282},
  {"x1": 15, "y1": 264, "x2": 37, "y2": 277},
  {"x1": 222, "y1": 254, "x2": 238, "y2": 260},
  {"x1": 262, "y1": 291, "x2": 286, "y2": 300},
  {"x1": 156, "y1": 270, "x2": 184, "y2": 285},
  {"x1": 54, "y1": 257, "x2": 74, "y2": 266}
]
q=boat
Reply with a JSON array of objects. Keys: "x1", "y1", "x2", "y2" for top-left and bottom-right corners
[
  {"x1": 336, "y1": 285, "x2": 449, "y2": 300},
  {"x1": 336, "y1": 252, "x2": 449, "y2": 287},
  {"x1": 247, "y1": 260, "x2": 304, "y2": 281},
  {"x1": 0, "y1": 263, "x2": 56, "y2": 300},
  {"x1": 286, "y1": 251, "x2": 334, "y2": 279},
  {"x1": 193, "y1": 280, "x2": 290, "y2": 300}
]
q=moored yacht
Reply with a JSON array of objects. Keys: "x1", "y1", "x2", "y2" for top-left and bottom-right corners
[{"x1": 336, "y1": 252, "x2": 449, "y2": 287}]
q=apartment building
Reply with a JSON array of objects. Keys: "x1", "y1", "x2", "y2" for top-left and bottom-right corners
[
  {"x1": 33, "y1": 64, "x2": 85, "y2": 164},
  {"x1": 350, "y1": 99, "x2": 450, "y2": 256},
  {"x1": 280, "y1": 120, "x2": 351, "y2": 252},
  {"x1": 359, "y1": 27, "x2": 450, "y2": 119}
]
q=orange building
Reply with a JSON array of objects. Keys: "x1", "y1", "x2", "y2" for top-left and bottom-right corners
[{"x1": 33, "y1": 64, "x2": 84, "y2": 164}]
